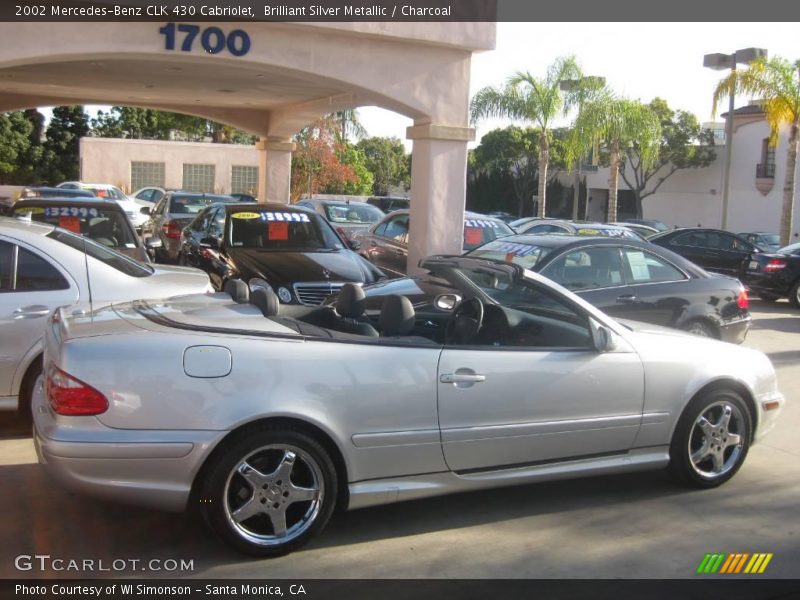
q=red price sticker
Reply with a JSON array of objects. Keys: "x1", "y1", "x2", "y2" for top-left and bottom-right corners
[
  {"x1": 268, "y1": 221, "x2": 289, "y2": 240},
  {"x1": 59, "y1": 216, "x2": 81, "y2": 233},
  {"x1": 464, "y1": 227, "x2": 483, "y2": 246}
]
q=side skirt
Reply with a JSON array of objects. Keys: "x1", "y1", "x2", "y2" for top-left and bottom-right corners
[{"x1": 346, "y1": 446, "x2": 670, "y2": 510}]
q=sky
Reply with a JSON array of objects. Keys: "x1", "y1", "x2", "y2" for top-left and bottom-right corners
[{"x1": 357, "y1": 22, "x2": 800, "y2": 148}]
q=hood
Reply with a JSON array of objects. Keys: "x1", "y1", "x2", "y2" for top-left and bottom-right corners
[{"x1": 226, "y1": 248, "x2": 381, "y2": 285}]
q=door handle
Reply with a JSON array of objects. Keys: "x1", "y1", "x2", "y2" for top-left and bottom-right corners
[
  {"x1": 13, "y1": 305, "x2": 51, "y2": 319},
  {"x1": 440, "y1": 373, "x2": 486, "y2": 384},
  {"x1": 616, "y1": 294, "x2": 639, "y2": 304}
]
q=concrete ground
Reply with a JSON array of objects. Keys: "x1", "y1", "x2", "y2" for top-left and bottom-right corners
[{"x1": 0, "y1": 300, "x2": 797, "y2": 580}]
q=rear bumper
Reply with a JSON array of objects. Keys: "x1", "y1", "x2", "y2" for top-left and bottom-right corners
[
  {"x1": 742, "y1": 272, "x2": 793, "y2": 297},
  {"x1": 32, "y1": 379, "x2": 223, "y2": 512},
  {"x1": 718, "y1": 315, "x2": 751, "y2": 344}
]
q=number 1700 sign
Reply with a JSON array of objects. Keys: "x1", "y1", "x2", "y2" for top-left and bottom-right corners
[{"x1": 159, "y1": 23, "x2": 251, "y2": 56}]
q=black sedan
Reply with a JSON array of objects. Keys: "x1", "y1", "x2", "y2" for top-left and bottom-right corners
[
  {"x1": 348, "y1": 235, "x2": 750, "y2": 343},
  {"x1": 355, "y1": 210, "x2": 514, "y2": 278},
  {"x1": 742, "y1": 242, "x2": 800, "y2": 307},
  {"x1": 649, "y1": 228, "x2": 762, "y2": 278},
  {"x1": 179, "y1": 203, "x2": 384, "y2": 305}
]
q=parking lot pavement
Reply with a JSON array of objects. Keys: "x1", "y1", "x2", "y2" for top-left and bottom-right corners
[{"x1": 0, "y1": 300, "x2": 797, "y2": 580}]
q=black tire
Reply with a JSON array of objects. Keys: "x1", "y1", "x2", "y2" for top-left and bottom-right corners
[
  {"x1": 200, "y1": 428, "x2": 337, "y2": 557},
  {"x1": 18, "y1": 357, "x2": 42, "y2": 423},
  {"x1": 682, "y1": 319, "x2": 717, "y2": 339},
  {"x1": 789, "y1": 279, "x2": 800, "y2": 309},
  {"x1": 668, "y1": 389, "x2": 752, "y2": 488},
  {"x1": 758, "y1": 292, "x2": 780, "y2": 302}
]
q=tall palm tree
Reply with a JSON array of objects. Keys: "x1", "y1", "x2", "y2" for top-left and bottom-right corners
[
  {"x1": 714, "y1": 57, "x2": 800, "y2": 246},
  {"x1": 567, "y1": 93, "x2": 661, "y2": 222},
  {"x1": 333, "y1": 109, "x2": 368, "y2": 143},
  {"x1": 470, "y1": 56, "x2": 582, "y2": 217}
]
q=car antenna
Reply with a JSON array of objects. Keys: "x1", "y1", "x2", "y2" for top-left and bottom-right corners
[{"x1": 82, "y1": 233, "x2": 94, "y2": 318}]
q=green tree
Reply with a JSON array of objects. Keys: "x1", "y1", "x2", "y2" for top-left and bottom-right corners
[
  {"x1": 470, "y1": 56, "x2": 582, "y2": 217},
  {"x1": 356, "y1": 136, "x2": 409, "y2": 195},
  {"x1": 324, "y1": 143, "x2": 373, "y2": 195},
  {"x1": 0, "y1": 111, "x2": 34, "y2": 184},
  {"x1": 619, "y1": 98, "x2": 716, "y2": 218},
  {"x1": 40, "y1": 105, "x2": 89, "y2": 184},
  {"x1": 714, "y1": 56, "x2": 800, "y2": 245},
  {"x1": 567, "y1": 94, "x2": 661, "y2": 222}
]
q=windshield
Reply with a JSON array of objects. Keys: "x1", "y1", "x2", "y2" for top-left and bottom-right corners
[
  {"x1": 463, "y1": 218, "x2": 514, "y2": 250},
  {"x1": 466, "y1": 240, "x2": 553, "y2": 270},
  {"x1": 324, "y1": 203, "x2": 384, "y2": 225},
  {"x1": 227, "y1": 209, "x2": 344, "y2": 251},
  {"x1": 169, "y1": 194, "x2": 233, "y2": 215},
  {"x1": 760, "y1": 234, "x2": 780, "y2": 246},
  {"x1": 15, "y1": 205, "x2": 138, "y2": 249},
  {"x1": 47, "y1": 229, "x2": 153, "y2": 277}
]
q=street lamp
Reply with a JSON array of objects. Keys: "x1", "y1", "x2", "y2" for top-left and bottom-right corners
[
  {"x1": 703, "y1": 47, "x2": 768, "y2": 230},
  {"x1": 561, "y1": 76, "x2": 605, "y2": 221}
]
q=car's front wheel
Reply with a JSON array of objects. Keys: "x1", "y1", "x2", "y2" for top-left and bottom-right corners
[
  {"x1": 789, "y1": 279, "x2": 800, "y2": 308},
  {"x1": 201, "y1": 428, "x2": 337, "y2": 556},
  {"x1": 668, "y1": 390, "x2": 752, "y2": 488}
]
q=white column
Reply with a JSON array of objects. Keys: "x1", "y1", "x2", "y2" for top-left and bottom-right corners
[
  {"x1": 256, "y1": 137, "x2": 295, "y2": 204},
  {"x1": 405, "y1": 124, "x2": 475, "y2": 276}
]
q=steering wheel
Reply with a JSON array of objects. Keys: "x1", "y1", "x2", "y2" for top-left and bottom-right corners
[{"x1": 445, "y1": 297, "x2": 485, "y2": 345}]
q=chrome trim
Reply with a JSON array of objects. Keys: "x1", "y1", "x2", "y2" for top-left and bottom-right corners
[{"x1": 292, "y1": 281, "x2": 346, "y2": 306}]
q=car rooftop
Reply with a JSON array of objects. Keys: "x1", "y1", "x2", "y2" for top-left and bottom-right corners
[{"x1": 0, "y1": 215, "x2": 57, "y2": 236}]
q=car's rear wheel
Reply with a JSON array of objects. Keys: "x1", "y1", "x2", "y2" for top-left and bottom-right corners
[
  {"x1": 789, "y1": 280, "x2": 800, "y2": 308},
  {"x1": 682, "y1": 319, "x2": 717, "y2": 339},
  {"x1": 201, "y1": 428, "x2": 337, "y2": 556},
  {"x1": 668, "y1": 390, "x2": 751, "y2": 488}
]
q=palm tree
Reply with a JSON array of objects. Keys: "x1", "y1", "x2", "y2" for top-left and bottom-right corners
[
  {"x1": 714, "y1": 57, "x2": 800, "y2": 246},
  {"x1": 470, "y1": 56, "x2": 582, "y2": 217},
  {"x1": 333, "y1": 109, "x2": 367, "y2": 143},
  {"x1": 567, "y1": 93, "x2": 661, "y2": 222}
]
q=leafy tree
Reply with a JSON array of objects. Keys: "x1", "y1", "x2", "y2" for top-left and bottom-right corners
[
  {"x1": 714, "y1": 56, "x2": 800, "y2": 245},
  {"x1": 0, "y1": 111, "x2": 33, "y2": 184},
  {"x1": 290, "y1": 117, "x2": 359, "y2": 201},
  {"x1": 567, "y1": 94, "x2": 661, "y2": 222},
  {"x1": 356, "y1": 136, "x2": 409, "y2": 195},
  {"x1": 619, "y1": 98, "x2": 716, "y2": 218},
  {"x1": 40, "y1": 105, "x2": 89, "y2": 184},
  {"x1": 324, "y1": 144, "x2": 373, "y2": 195},
  {"x1": 470, "y1": 56, "x2": 582, "y2": 217}
]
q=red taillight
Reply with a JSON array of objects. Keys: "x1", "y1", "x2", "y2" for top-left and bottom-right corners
[
  {"x1": 46, "y1": 364, "x2": 108, "y2": 416},
  {"x1": 161, "y1": 221, "x2": 183, "y2": 240},
  {"x1": 764, "y1": 259, "x2": 788, "y2": 273},
  {"x1": 737, "y1": 288, "x2": 749, "y2": 310}
]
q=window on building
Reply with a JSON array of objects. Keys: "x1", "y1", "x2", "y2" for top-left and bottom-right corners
[
  {"x1": 182, "y1": 164, "x2": 215, "y2": 193},
  {"x1": 231, "y1": 165, "x2": 258, "y2": 195},
  {"x1": 758, "y1": 138, "x2": 776, "y2": 178},
  {"x1": 130, "y1": 161, "x2": 165, "y2": 191}
]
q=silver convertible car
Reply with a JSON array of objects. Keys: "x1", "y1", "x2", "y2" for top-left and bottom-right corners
[{"x1": 34, "y1": 257, "x2": 784, "y2": 556}]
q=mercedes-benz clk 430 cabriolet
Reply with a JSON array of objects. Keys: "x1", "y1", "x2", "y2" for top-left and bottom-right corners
[{"x1": 34, "y1": 257, "x2": 784, "y2": 556}]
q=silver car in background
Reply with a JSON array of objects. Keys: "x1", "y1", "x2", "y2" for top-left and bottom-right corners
[
  {"x1": 34, "y1": 257, "x2": 783, "y2": 557},
  {"x1": 0, "y1": 218, "x2": 213, "y2": 415}
]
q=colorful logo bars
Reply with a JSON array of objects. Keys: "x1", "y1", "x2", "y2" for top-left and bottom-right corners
[{"x1": 696, "y1": 553, "x2": 773, "y2": 574}]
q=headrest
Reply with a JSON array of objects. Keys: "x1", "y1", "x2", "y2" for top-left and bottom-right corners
[
  {"x1": 224, "y1": 279, "x2": 250, "y2": 303},
  {"x1": 379, "y1": 295, "x2": 415, "y2": 336},
  {"x1": 251, "y1": 286, "x2": 279, "y2": 317},
  {"x1": 336, "y1": 283, "x2": 366, "y2": 319}
]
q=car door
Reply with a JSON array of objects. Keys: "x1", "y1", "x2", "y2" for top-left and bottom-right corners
[
  {"x1": 365, "y1": 214, "x2": 408, "y2": 277},
  {"x1": 668, "y1": 231, "x2": 718, "y2": 271},
  {"x1": 436, "y1": 280, "x2": 644, "y2": 472},
  {"x1": 201, "y1": 207, "x2": 230, "y2": 290},
  {"x1": 0, "y1": 240, "x2": 79, "y2": 396}
]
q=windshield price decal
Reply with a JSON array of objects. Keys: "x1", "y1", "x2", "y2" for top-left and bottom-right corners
[
  {"x1": 43, "y1": 206, "x2": 99, "y2": 218},
  {"x1": 494, "y1": 241, "x2": 540, "y2": 256},
  {"x1": 261, "y1": 212, "x2": 310, "y2": 223},
  {"x1": 465, "y1": 219, "x2": 500, "y2": 229}
]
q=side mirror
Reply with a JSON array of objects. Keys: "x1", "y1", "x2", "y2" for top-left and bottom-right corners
[
  {"x1": 590, "y1": 319, "x2": 616, "y2": 352},
  {"x1": 434, "y1": 293, "x2": 462, "y2": 311},
  {"x1": 200, "y1": 236, "x2": 220, "y2": 249},
  {"x1": 145, "y1": 237, "x2": 162, "y2": 249},
  {"x1": 348, "y1": 239, "x2": 362, "y2": 251},
  {"x1": 139, "y1": 206, "x2": 151, "y2": 216}
]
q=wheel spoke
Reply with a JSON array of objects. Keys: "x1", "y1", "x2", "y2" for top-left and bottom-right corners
[
  {"x1": 231, "y1": 496, "x2": 262, "y2": 524},
  {"x1": 237, "y1": 460, "x2": 269, "y2": 488},
  {"x1": 267, "y1": 451, "x2": 297, "y2": 483},
  {"x1": 724, "y1": 432, "x2": 742, "y2": 449},
  {"x1": 710, "y1": 450, "x2": 724, "y2": 473},
  {"x1": 691, "y1": 442, "x2": 711, "y2": 465},
  {"x1": 716, "y1": 405, "x2": 733, "y2": 431},
  {"x1": 269, "y1": 507, "x2": 288, "y2": 538},
  {"x1": 287, "y1": 484, "x2": 318, "y2": 504},
  {"x1": 696, "y1": 416, "x2": 714, "y2": 436}
]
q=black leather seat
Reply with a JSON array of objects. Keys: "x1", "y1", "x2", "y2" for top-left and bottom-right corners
[
  {"x1": 332, "y1": 283, "x2": 378, "y2": 337},
  {"x1": 378, "y1": 295, "x2": 437, "y2": 344},
  {"x1": 224, "y1": 279, "x2": 250, "y2": 303}
]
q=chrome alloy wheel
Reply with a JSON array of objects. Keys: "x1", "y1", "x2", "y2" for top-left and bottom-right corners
[
  {"x1": 688, "y1": 401, "x2": 745, "y2": 480},
  {"x1": 223, "y1": 444, "x2": 324, "y2": 547}
]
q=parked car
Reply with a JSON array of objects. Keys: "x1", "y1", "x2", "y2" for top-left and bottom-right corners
[
  {"x1": 742, "y1": 242, "x2": 800, "y2": 307},
  {"x1": 140, "y1": 192, "x2": 238, "y2": 263},
  {"x1": 130, "y1": 186, "x2": 168, "y2": 205},
  {"x1": 34, "y1": 255, "x2": 783, "y2": 556},
  {"x1": 509, "y1": 216, "x2": 557, "y2": 231},
  {"x1": 366, "y1": 196, "x2": 410, "y2": 213},
  {"x1": 11, "y1": 198, "x2": 155, "y2": 262},
  {"x1": 737, "y1": 231, "x2": 780, "y2": 253},
  {"x1": 649, "y1": 228, "x2": 762, "y2": 278},
  {"x1": 178, "y1": 203, "x2": 384, "y2": 304},
  {"x1": 0, "y1": 217, "x2": 212, "y2": 415},
  {"x1": 19, "y1": 187, "x2": 95, "y2": 200},
  {"x1": 295, "y1": 198, "x2": 385, "y2": 245},
  {"x1": 609, "y1": 221, "x2": 659, "y2": 238},
  {"x1": 230, "y1": 193, "x2": 258, "y2": 203},
  {"x1": 622, "y1": 218, "x2": 669, "y2": 232},
  {"x1": 56, "y1": 182, "x2": 149, "y2": 231},
  {"x1": 355, "y1": 210, "x2": 513, "y2": 277},
  {"x1": 516, "y1": 219, "x2": 646, "y2": 241},
  {"x1": 464, "y1": 235, "x2": 751, "y2": 342}
]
